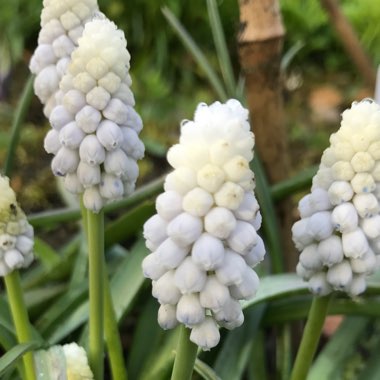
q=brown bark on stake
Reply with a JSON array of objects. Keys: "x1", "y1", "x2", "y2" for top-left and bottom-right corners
[
  {"x1": 237, "y1": 0, "x2": 296, "y2": 270},
  {"x1": 320, "y1": 0, "x2": 376, "y2": 91}
]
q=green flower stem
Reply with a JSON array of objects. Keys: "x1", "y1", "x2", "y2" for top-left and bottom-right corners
[
  {"x1": 87, "y1": 209, "x2": 105, "y2": 380},
  {"x1": 103, "y1": 270, "x2": 128, "y2": 380},
  {"x1": 81, "y1": 199, "x2": 127, "y2": 380},
  {"x1": 290, "y1": 294, "x2": 332, "y2": 380},
  {"x1": 171, "y1": 325, "x2": 198, "y2": 380},
  {"x1": 4, "y1": 271, "x2": 36, "y2": 380}
]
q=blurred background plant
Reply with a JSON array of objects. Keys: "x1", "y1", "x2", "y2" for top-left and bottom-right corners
[{"x1": 1, "y1": 0, "x2": 380, "y2": 379}]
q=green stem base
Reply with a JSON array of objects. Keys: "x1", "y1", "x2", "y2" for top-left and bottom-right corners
[
  {"x1": 4, "y1": 271, "x2": 36, "y2": 380},
  {"x1": 171, "y1": 325, "x2": 198, "y2": 380},
  {"x1": 87, "y1": 210, "x2": 104, "y2": 380},
  {"x1": 290, "y1": 294, "x2": 332, "y2": 380}
]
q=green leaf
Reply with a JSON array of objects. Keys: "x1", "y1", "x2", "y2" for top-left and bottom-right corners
[
  {"x1": 140, "y1": 329, "x2": 179, "y2": 380},
  {"x1": 250, "y1": 157, "x2": 284, "y2": 273},
  {"x1": 0, "y1": 341, "x2": 41, "y2": 377},
  {"x1": 109, "y1": 238, "x2": 147, "y2": 321},
  {"x1": 162, "y1": 6, "x2": 228, "y2": 101},
  {"x1": 242, "y1": 274, "x2": 307, "y2": 309},
  {"x1": 214, "y1": 304, "x2": 266, "y2": 379},
  {"x1": 206, "y1": 0, "x2": 236, "y2": 96},
  {"x1": 45, "y1": 239, "x2": 147, "y2": 344},
  {"x1": 28, "y1": 176, "x2": 164, "y2": 228},
  {"x1": 105, "y1": 203, "x2": 155, "y2": 248},
  {"x1": 194, "y1": 358, "x2": 222, "y2": 380},
  {"x1": 3, "y1": 75, "x2": 34, "y2": 177},
  {"x1": 33, "y1": 238, "x2": 61, "y2": 269},
  {"x1": 270, "y1": 165, "x2": 318, "y2": 201},
  {"x1": 309, "y1": 317, "x2": 370, "y2": 380},
  {"x1": 35, "y1": 281, "x2": 87, "y2": 335},
  {"x1": 127, "y1": 298, "x2": 163, "y2": 380}
]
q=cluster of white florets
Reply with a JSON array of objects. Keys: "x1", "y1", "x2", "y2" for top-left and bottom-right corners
[
  {"x1": 0, "y1": 176, "x2": 34, "y2": 276},
  {"x1": 42, "y1": 17, "x2": 144, "y2": 212},
  {"x1": 142, "y1": 100, "x2": 265, "y2": 350},
  {"x1": 30, "y1": 0, "x2": 99, "y2": 118},
  {"x1": 63, "y1": 343, "x2": 94, "y2": 380},
  {"x1": 293, "y1": 100, "x2": 380, "y2": 296}
]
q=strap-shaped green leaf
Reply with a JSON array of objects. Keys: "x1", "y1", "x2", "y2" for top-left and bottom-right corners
[{"x1": 0, "y1": 341, "x2": 40, "y2": 377}]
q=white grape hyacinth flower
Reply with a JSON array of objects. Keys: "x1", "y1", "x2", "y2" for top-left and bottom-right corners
[
  {"x1": 142, "y1": 100, "x2": 265, "y2": 350},
  {"x1": 293, "y1": 99, "x2": 380, "y2": 297},
  {"x1": 43, "y1": 16, "x2": 144, "y2": 212},
  {"x1": 30, "y1": 0, "x2": 99, "y2": 118},
  {"x1": 0, "y1": 176, "x2": 34, "y2": 276},
  {"x1": 63, "y1": 343, "x2": 94, "y2": 380}
]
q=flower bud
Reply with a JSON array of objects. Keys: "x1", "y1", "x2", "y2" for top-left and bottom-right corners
[
  {"x1": 234, "y1": 191, "x2": 259, "y2": 221},
  {"x1": 191, "y1": 233, "x2": 224, "y2": 270},
  {"x1": 215, "y1": 249, "x2": 247, "y2": 286},
  {"x1": 142, "y1": 252, "x2": 166, "y2": 280},
  {"x1": 156, "y1": 238, "x2": 189, "y2": 270},
  {"x1": 299, "y1": 244, "x2": 323, "y2": 270},
  {"x1": 155, "y1": 191, "x2": 183, "y2": 221},
  {"x1": 190, "y1": 317, "x2": 220, "y2": 350},
  {"x1": 213, "y1": 298, "x2": 244, "y2": 330},
  {"x1": 83, "y1": 187, "x2": 103, "y2": 213},
  {"x1": 174, "y1": 257, "x2": 207, "y2": 293},
  {"x1": 44, "y1": 129, "x2": 61, "y2": 154},
  {"x1": 204, "y1": 207, "x2": 236, "y2": 239},
  {"x1": 51, "y1": 147, "x2": 79, "y2": 176},
  {"x1": 152, "y1": 271, "x2": 181, "y2": 305},
  {"x1": 352, "y1": 193, "x2": 379, "y2": 218},
  {"x1": 227, "y1": 220, "x2": 258, "y2": 255},
  {"x1": 351, "y1": 151, "x2": 375, "y2": 172},
  {"x1": 214, "y1": 182, "x2": 244, "y2": 210},
  {"x1": 351, "y1": 172, "x2": 375, "y2": 194},
  {"x1": 182, "y1": 187, "x2": 213, "y2": 217},
  {"x1": 96, "y1": 120, "x2": 123, "y2": 150},
  {"x1": 307, "y1": 211, "x2": 333, "y2": 241},
  {"x1": 308, "y1": 272, "x2": 331, "y2": 295},
  {"x1": 199, "y1": 276, "x2": 230, "y2": 309},
  {"x1": 167, "y1": 213, "x2": 203, "y2": 247},
  {"x1": 158, "y1": 304, "x2": 178, "y2": 330},
  {"x1": 327, "y1": 181, "x2": 354, "y2": 205},
  {"x1": 176, "y1": 294, "x2": 205, "y2": 327},
  {"x1": 342, "y1": 228, "x2": 369, "y2": 259},
  {"x1": 331, "y1": 202, "x2": 358, "y2": 233},
  {"x1": 327, "y1": 260, "x2": 353, "y2": 290},
  {"x1": 79, "y1": 134, "x2": 106, "y2": 166},
  {"x1": 164, "y1": 168, "x2": 197, "y2": 195},
  {"x1": 361, "y1": 215, "x2": 380, "y2": 239},
  {"x1": 229, "y1": 267, "x2": 260, "y2": 300},
  {"x1": 143, "y1": 214, "x2": 168, "y2": 246},
  {"x1": 77, "y1": 161, "x2": 101, "y2": 187},
  {"x1": 244, "y1": 235, "x2": 266, "y2": 267},
  {"x1": 317, "y1": 235, "x2": 344, "y2": 267},
  {"x1": 75, "y1": 105, "x2": 101, "y2": 133},
  {"x1": 197, "y1": 163, "x2": 225, "y2": 193},
  {"x1": 99, "y1": 174, "x2": 124, "y2": 199}
]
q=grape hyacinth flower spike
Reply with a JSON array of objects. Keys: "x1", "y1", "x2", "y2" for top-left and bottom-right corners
[
  {"x1": 142, "y1": 99, "x2": 265, "y2": 350},
  {"x1": 0, "y1": 175, "x2": 34, "y2": 276},
  {"x1": 30, "y1": 0, "x2": 99, "y2": 118},
  {"x1": 43, "y1": 16, "x2": 144, "y2": 212},
  {"x1": 0, "y1": 175, "x2": 36, "y2": 380},
  {"x1": 293, "y1": 99, "x2": 380, "y2": 297}
]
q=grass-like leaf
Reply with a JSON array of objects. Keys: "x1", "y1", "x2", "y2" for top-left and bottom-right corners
[
  {"x1": 206, "y1": 0, "x2": 236, "y2": 96},
  {"x1": 213, "y1": 304, "x2": 266, "y2": 379},
  {"x1": 162, "y1": 6, "x2": 228, "y2": 101},
  {"x1": 0, "y1": 341, "x2": 41, "y2": 377},
  {"x1": 194, "y1": 358, "x2": 222, "y2": 380}
]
